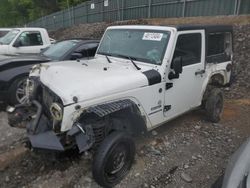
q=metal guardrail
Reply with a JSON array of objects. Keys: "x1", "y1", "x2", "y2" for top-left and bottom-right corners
[{"x1": 27, "y1": 0, "x2": 250, "y2": 31}]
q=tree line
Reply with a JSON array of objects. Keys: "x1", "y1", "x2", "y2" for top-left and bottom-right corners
[{"x1": 0, "y1": 0, "x2": 88, "y2": 27}]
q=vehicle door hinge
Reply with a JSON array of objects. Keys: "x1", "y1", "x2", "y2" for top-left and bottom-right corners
[
  {"x1": 164, "y1": 105, "x2": 171, "y2": 112},
  {"x1": 166, "y1": 83, "x2": 173, "y2": 90}
]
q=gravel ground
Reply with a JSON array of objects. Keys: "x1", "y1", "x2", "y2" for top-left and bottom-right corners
[{"x1": 0, "y1": 89, "x2": 249, "y2": 188}]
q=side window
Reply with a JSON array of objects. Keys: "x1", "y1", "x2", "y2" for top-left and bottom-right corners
[
  {"x1": 173, "y1": 33, "x2": 202, "y2": 66},
  {"x1": 207, "y1": 32, "x2": 231, "y2": 63},
  {"x1": 75, "y1": 45, "x2": 88, "y2": 57},
  {"x1": 17, "y1": 31, "x2": 43, "y2": 47},
  {"x1": 208, "y1": 33, "x2": 225, "y2": 55},
  {"x1": 86, "y1": 43, "x2": 99, "y2": 57},
  {"x1": 75, "y1": 43, "x2": 99, "y2": 57}
]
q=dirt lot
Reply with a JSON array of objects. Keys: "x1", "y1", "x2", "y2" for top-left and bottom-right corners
[{"x1": 0, "y1": 88, "x2": 249, "y2": 188}]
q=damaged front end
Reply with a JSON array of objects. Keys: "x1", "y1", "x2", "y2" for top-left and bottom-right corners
[{"x1": 7, "y1": 78, "x2": 95, "y2": 153}]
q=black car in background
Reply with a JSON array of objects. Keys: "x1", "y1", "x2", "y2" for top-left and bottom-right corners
[{"x1": 0, "y1": 39, "x2": 99, "y2": 106}]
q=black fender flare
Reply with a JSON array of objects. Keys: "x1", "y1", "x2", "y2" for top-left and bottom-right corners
[{"x1": 84, "y1": 99, "x2": 148, "y2": 135}]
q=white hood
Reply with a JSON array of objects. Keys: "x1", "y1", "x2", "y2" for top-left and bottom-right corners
[
  {"x1": 0, "y1": 45, "x2": 9, "y2": 55},
  {"x1": 38, "y1": 58, "x2": 150, "y2": 105}
]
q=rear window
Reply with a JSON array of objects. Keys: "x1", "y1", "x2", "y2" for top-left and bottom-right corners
[{"x1": 207, "y1": 32, "x2": 232, "y2": 63}]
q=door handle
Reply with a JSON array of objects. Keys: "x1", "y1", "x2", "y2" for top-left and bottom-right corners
[{"x1": 195, "y1": 70, "x2": 205, "y2": 76}]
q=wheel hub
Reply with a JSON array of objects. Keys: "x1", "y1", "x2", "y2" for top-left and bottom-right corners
[
  {"x1": 111, "y1": 151, "x2": 126, "y2": 174},
  {"x1": 16, "y1": 79, "x2": 27, "y2": 104}
]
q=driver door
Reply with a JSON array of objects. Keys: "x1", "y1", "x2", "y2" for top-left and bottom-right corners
[{"x1": 163, "y1": 30, "x2": 206, "y2": 121}]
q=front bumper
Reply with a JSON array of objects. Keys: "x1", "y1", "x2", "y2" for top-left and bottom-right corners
[
  {"x1": 28, "y1": 131, "x2": 65, "y2": 151},
  {"x1": 8, "y1": 100, "x2": 94, "y2": 153}
]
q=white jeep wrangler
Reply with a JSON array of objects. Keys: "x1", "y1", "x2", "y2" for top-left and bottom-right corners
[{"x1": 8, "y1": 25, "x2": 233, "y2": 187}]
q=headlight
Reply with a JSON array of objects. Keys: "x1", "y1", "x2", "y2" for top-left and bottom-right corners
[{"x1": 50, "y1": 103, "x2": 63, "y2": 121}]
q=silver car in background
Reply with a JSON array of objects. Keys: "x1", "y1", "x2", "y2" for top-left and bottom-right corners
[{"x1": 213, "y1": 138, "x2": 250, "y2": 188}]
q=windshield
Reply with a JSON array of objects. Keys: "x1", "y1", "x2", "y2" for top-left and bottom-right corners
[
  {"x1": 0, "y1": 31, "x2": 10, "y2": 38},
  {"x1": 0, "y1": 29, "x2": 20, "y2": 45},
  {"x1": 97, "y1": 29, "x2": 170, "y2": 65},
  {"x1": 42, "y1": 40, "x2": 80, "y2": 60}
]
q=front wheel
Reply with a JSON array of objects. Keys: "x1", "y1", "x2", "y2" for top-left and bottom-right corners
[
  {"x1": 8, "y1": 76, "x2": 28, "y2": 105},
  {"x1": 92, "y1": 132, "x2": 135, "y2": 188},
  {"x1": 205, "y1": 88, "x2": 224, "y2": 123}
]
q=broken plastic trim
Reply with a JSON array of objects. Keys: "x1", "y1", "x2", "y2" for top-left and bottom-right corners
[
  {"x1": 67, "y1": 123, "x2": 95, "y2": 153},
  {"x1": 29, "y1": 100, "x2": 43, "y2": 134}
]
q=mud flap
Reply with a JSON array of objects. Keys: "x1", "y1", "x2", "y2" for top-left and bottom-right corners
[{"x1": 28, "y1": 131, "x2": 64, "y2": 151}]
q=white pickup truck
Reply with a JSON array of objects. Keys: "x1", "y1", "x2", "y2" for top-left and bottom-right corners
[{"x1": 0, "y1": 28, "x2": 53, "y2": 55}]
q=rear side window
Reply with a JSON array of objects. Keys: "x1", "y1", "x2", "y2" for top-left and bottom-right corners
[
  {"x1": 173, "y1": 33, "x2": 202, "y2": 66},
  {"x1": 207, "y1": 32, "x2": 232, "y2": 63},
  {"x1": 17, "y1": 31, "x2": 43, "y2": 46},
  {"x1": 208, "y1": 33, "x2": 225, "y2": 56}
]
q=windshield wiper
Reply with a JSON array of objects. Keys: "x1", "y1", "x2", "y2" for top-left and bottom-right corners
[
  {"x1": 98, "y1": 52, "x2": 112, "y2": 63},
  {"x1": 105, "y1": 55, "x2": 112, "y2": 63},
  {"x1": 116, "y1": 54, "x2": 141, "y2": 70}
]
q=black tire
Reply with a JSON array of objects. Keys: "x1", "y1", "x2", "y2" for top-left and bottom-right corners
[
  {"x1": 8, "y1": 76, "x2": 28, "y2": 105},
  {"x1": 92, "y1": 132, "x2": 135, "y2": 188},
  {"x1": 211, "y1": 175, "x2": 224, "y2": 188},
  {"x1": 205, "y1": 88, "x2": 224, "y2": 123}
]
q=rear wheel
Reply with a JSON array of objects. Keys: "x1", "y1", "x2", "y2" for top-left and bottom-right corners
[
  {"x1": 205, "y1": 88, "x2": 224, "y2": 123},
  {"x1": 92, "y1": 132, "x2": 135, "y2": 187},
  {"x1": 8, "y1": 76, "x2": 28, "y2": 105}
]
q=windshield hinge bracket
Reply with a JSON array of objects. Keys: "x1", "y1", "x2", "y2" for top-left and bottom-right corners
[
  {"x1": 166, "y1": 83, "x2": 173, "y2": 90},
  {"x1": 164, "y1": 105, "x2": 172, "y2": 112}
]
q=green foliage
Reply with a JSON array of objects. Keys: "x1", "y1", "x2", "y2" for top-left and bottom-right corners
[
  {"x1": 0, "y1": 0, "x2": 88, "y2": 27},
  {"x1": 59, "y1": 0, "x2": 87, "y2": 9}
]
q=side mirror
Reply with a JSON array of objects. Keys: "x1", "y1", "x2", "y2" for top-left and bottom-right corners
[
  {"x1": 168, "y1": 57, "x2": 183, "y2": 80},
  {"x1": 13, "y1": 40, "x2": 21, "y2": 48},
  {"x1": 71, "y1": 52, "x2": 83, "y2": 60}
]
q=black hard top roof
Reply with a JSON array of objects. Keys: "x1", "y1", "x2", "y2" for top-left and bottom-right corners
[{"x1": 175, "y1": 25, "x2": 233, "y2": 33}]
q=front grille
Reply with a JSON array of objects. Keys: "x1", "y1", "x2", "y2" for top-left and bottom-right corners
[{"x1": 41, "y1": 85, "x2": 62, "y2": 120}]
